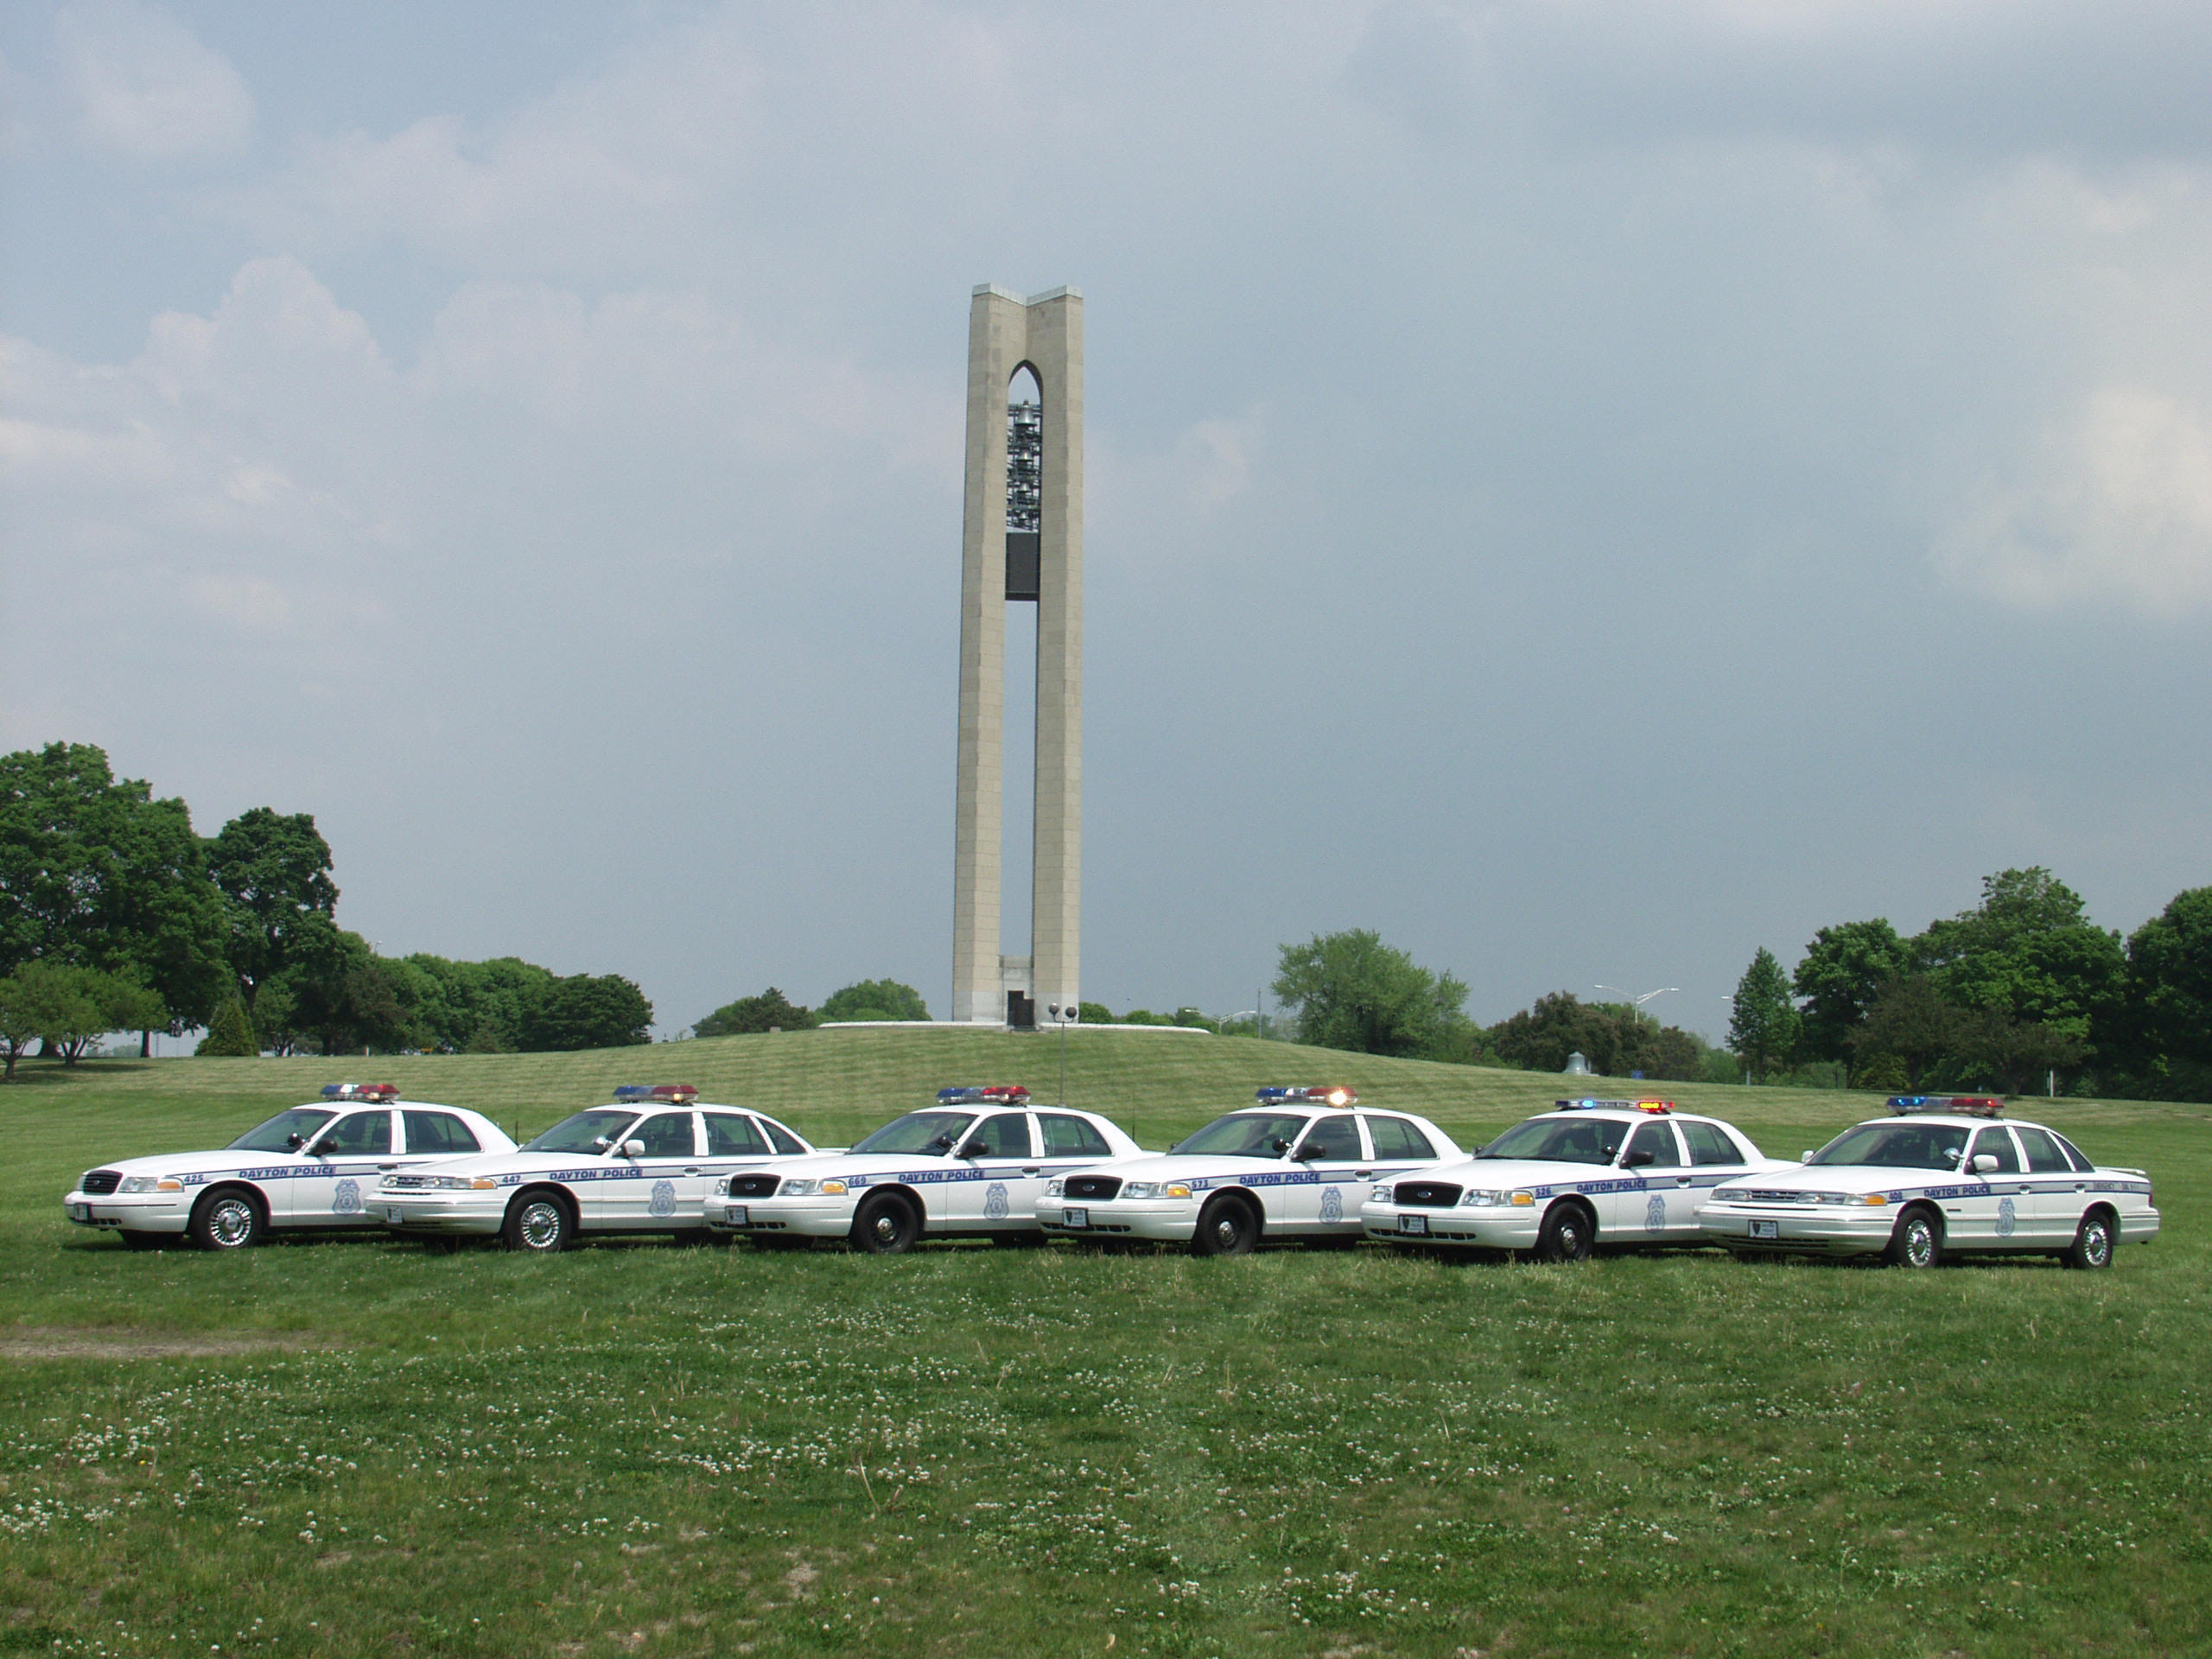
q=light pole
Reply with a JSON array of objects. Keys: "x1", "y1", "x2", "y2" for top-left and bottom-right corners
[
  {"x1": 1046, "y1": 1002, "x2": 1079, "y2": 1105},
  {"x1": 1594, "y1": 985, "x2": 1679, "y2": 1027}
]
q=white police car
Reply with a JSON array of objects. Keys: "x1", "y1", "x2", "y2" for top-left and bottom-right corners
[
  {"x1": 1699, "y1": 1096, "x2": 2160, "y2": 1269},
  {"x1": 707, "y1": 1098, "x2": 1144, "y2": 1252},
  {"x1": 1034, "y1": 1089, "x2": 1462, "y2": 1255},
  {"x1": 376, "y1": 1084, "x2": 818, "y2": 1253},
  {"x1": 1359, "y1": 1096, "x2": 1789, "y2": 1260},
  {"x1": 62, "y1": 1084, "x2": 516, "y2": 1250}
]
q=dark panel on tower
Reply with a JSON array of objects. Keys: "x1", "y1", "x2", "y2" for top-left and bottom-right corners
[{"x1": 1006, "y1": 397, "x2": 1042, "y2": 602}]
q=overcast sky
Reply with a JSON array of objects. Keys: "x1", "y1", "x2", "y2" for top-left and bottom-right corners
[{"x1": 5, "y1": 0, "x2": 2210, "y2": 1040}]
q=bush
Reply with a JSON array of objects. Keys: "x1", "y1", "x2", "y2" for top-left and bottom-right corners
[
  {"x1": 696, "y1": 988, "x2": 817, "y2": 1037},
  {"x1": 818, "y1": 979, "x2": 930, "y2": 1022},
  {"x1": 196, "y1": 998, "x2": 258, "y2": 1057}
]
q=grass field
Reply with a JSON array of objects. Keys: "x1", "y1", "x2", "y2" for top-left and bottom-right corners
[{"x1": 3, "y1": 1030, "x2": 2208, "y2": 1657}]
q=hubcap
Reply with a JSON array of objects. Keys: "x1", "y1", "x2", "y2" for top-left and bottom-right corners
[
  {"x1": 519, "y1": 1204, "x2": 563, "y2": 1249},
  {"x1": 2088, "y1": 1224, "x2": 2110, "y2": 1264},
  {"x1": 1909, "y1": 1223, "x2": 1933, "y2": 1265},
  {"x1": 210, "y1": 1200, "x2": 253, "y2": 1247},
  {"x1": 873, "y1": 1213, "x2": 899, "y2": 1243}
]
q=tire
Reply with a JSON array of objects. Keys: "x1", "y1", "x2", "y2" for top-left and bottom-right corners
[
  {"x1": 1534, "y1": 1201, "x2": 1594, "y2": 1263},
  {"x1": 2063, "y1": 1209, "x2": 2115, "y2": 1271},
  {"x1": 188, "y1": 1186, "x2": 264, "y2": 1252},
  {"x1": 1884, "y1": 1205, "x2": 1942, "y2": 1269},
  {"x1": 1190, "y1": 1195, "x2": 1259, "y2": 1257},
  {"x1": 850, "y1": 1192, "x2": 921, "y2": 1255},
  {"x1": 502, "y1": 1190, "x2": 575, "y2": 1255}
]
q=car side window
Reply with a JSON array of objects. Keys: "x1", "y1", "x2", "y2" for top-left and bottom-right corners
[
  {"x1": 1968, "y1": 1127, "x2": 2021, "y2": 1173},
  {"x1": 2014, "y1": 1126, "x2": 2070, "y2": 1174},
  {"x1": 704, "y1": 1114, "x2": 768, "y2": 1157},
  {"x1": 965, "y1": 1114, "x2": 1033, "y2": 1158},
  {"x1": 1680, "y1": 1121, "x2": 1743, "y2": 1166},
  {"x1": 320, "y1": 1111, "x2": 392, "y2": 1155},
  {"x1": 1623, "y1": 1121, "x2": 1682, "y2": 1168},
  {"x1": 1365, "y1": 1116, "x2": 1436, "y2": 1160},
  {"x1": 1295, "y1": 1116, "x2": 1362, "y2": 1161},
  {"x1": 403, "y1": 1111, "x2": 480, "y2": 1155},
  {"x1": 632, "y1": 1113, "x2": 697, "y2": 1158},
  {"x1": 1039, "y1": 1114, "x2": 1112, "y2": 1158},
  {"x1": 2051, "y1": 1132, "x2": 2098, "y2": 1173},
  {"x1": 758, "y1": 1117, "x2": 807, "y2": 1156}
]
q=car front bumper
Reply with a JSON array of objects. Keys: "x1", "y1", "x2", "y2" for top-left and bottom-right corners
[
  {"x1": 1698, "y1": 1201, "x2": 1893, "y2": 1254},
  {"x1": 62, "y1": 1192, "x2": 188, "y2": 1234},
  {"x1": 1360, "y1": 1201, "x2": 1541, "y2": 1249},
  {"x1": 374, "y1": 1192, "x2": 509, "y2": 1235},
  {"x1": 1035, "y1": 1195, "x2": 1201, "y2": 1242},
  {"x1": 705, "y1": 1195, "x2": 861, "y2": 1238}
]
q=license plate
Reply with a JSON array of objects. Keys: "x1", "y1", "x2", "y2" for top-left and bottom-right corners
[
  {"x1": 724, "y1": 1205, "x2": 747, "y2": 1225},
  {"x1": 1398, "y1": 1213, "x2": 1428, "y2": 1236},
  {"x1": 385, "y1": 1206, "x2": 404, "y2": 1224},
  {"x1": 67, "y1": 1203, "x2": 92, "y2": 1223},
  {"x1": 1063, "y1": 1206, "x2": 1089, "y2": 1229},
  {"x1": 1750, "y1": 1218, "x2": 1779, "y2": 1240}
]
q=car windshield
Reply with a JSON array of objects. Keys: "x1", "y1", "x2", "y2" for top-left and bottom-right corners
[
  {"x1": 1169, "y1": 1113, "x2": 1310, "y2": 1158},
  {"x1": 849, "y1": 1111, "x2": 977, "y2": 1156},
  {"x1": 519, "y1": 1110, "x2": 641, "y2": 1155},
  {"x1": 1477, "y1": 1116, "x2": 1630, "y2": 1166},
  {"x1": 227, "y1": 1108, "x2": 336, "y2": 1152},
  {"x1": 1808, "y1": 1122, "x2": 1970, "y2": 1169}
]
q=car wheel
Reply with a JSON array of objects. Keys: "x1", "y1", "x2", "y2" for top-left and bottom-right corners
[
  {"x1": 188, "y1": 1186, "x2": 264, "y2": 1252},
  {"x1": 1190, "y1": 1195, "x2": 1259, "y2": 1257},
  {"x1": 850, "y1": 1193, "x2": 921, "y2": 1255},
  {"x1": 1884, "y1": 1205, "x2": 1942, "y2": 1269},
  {"x1": 1534, "y1": 1201, "x2": 1594, "y2": 1263},
  {"x1": 2063, "y1": 1209, "x2": 2115, "y2": 1271},
  {"x1": 502, "y1": 1191, "x2": 574, "y2": 1255}
]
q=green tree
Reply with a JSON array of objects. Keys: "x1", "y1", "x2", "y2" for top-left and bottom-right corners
[
  {"x1": 1077, "y1": 1001, "x2": 1114, "y2": 1026},
  {"x1": 1913, "y1": 868, "x2": 2123, "y2": 1050},
  {"x1": 523, "y1": 975, "x2": 654, "y2": 1050},
  {"x1": 283, "y1": 930, "x2": 416, "y2": 1056},
  {"x1": 696, "y1": 987, "x2": 817, "y2": 1037},
  {"x1": 1727, "y1": 948, "x2": 1800, "y2": 1083},
  {"x1": 1491, "y1": 991, "x2": 1623, "y2": 1074},
  {"x1": 0, "y1": 742, "x2": 230, "y2": 1037},
  {"x1": 818, "y1": 979, "x2": 931, "y2": 1022},
  {"x1": 205, "y1": 807, "x2": 339, "y2": 1016},
  {"x1": 1272, "y1": 930, "x2": 1471, "y2": 1058},
  {"x1": 0, "y1": 961, "x2": 92, "y2": 1079},
  {"x1": 196, "y1": 996, "x2": 258, "y2": 1058},
  {"x1": 1791, "y1": 918, "x2": 1906, "y2": 1077},
  {"x1": 1848, "y1": 975, "x2": 1961, "y2": 1090},
  {"x1": 2111, "y1": 887, "x2": 2212, "y2": 1097}
]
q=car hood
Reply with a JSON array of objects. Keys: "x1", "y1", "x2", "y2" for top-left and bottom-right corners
[
  {"x1": 1403, "y1": 1155, "x2": 1800, "y2": 1191},
  {"x1": 1709, "y1": 1164, "x2": 1961, "y2": 1196},
  {"x1": 77, "y1": 1148, "x2": 349, "y2": 1180}
]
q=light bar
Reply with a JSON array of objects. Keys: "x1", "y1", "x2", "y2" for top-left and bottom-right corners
[
  {"x1": 321, "y1": 1083, "x2": 397, "y2": 1103},
  {"x1": 1888, "y1": 1095, "x2": 2003, "y2": 1119},
  {"x1": 1553, "y1": 1097, "x2": 1673, "y2": 1113},
  {"x1": 1255, "y1": 1086, "x2": 1360, "y2": 1107},
  {"x1": 978, "y1": 1084, "x2": 1032, "y2": 1103},
  {"x1": 613, "y1": 1084, "x2": 699, "y2": 1103},
  {"x1": 938, "y1": 1085, "x2": 983, "y2": 1104}
]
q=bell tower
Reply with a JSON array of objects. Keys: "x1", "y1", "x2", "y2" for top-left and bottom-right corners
[{"x1": 951, "y1": 284, "x2": 1083, "y2": 1027}]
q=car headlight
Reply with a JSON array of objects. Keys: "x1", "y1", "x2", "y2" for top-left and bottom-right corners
[
  {"x1": 117, "y1": 1176, "x2": 183, "y2": 1194},
  {"x1": 1046, "y1": 1179, "x2": 1065, "y2": 1198},
  {"x1": 435, "y1": 1175, "x2": 499, "y2": 1191},
  {"x1": 1120, "y1": 1182, "x2": 1192, "y2": 1200},
  {"x1": 779, "y1": 1179, "x2": 815, "y2": 1196},
  {"x1": 1460, "y1": 1189, "x2": 1535, "y2": 1208},
  {"x1": 1813, "y1": 1192, "x2": 1889, "y2": 1206},
  {"x1": 819, "y1": 1179, "x2": 848, "y2": 1196},
  {"x1": 1371, "y1": 1184, "x2": 1392, "y2": 1201}
]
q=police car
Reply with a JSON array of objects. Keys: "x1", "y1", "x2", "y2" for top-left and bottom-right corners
[
  {"x1": 1699, "y1": 1096, "x2": 2160, "y2": 1269},
  {"x1": 62, "y1": 1084, "x2": 516, "y2": 1250},
  {"x1": 1359, "y1": 1097, "x2": 1788, "y2": 1260},
  {"x1": 1034, "y1": 1089, "x2": 1462, "y2": 1255},
  {"x1": 706, "y1": 1096, "x2": 1144, "y2": 1252},
  {"x1": 375, "y1": 1084, "x2": 818, "y2": 1252}
]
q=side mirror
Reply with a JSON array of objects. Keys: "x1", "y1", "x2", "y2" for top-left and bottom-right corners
[
  {"x1": 1624, "y1": 1148, "x2": 1656, "y2": 1168},
  {"x1": 953, "y1": 1140, "x2": 986, "y2": 1160},
  {"x1": 591, "y1": 1135, "x2": 613, "y2": 1152},
  {"x1": 1971, "y1": 1153, "x2": 1999, "y2": 1174},
  {"x1": 622, "y1": 1140, "x2": 647, "y2": 1159},
  {"x1": 1800, "y1": 1151, "x2": 1814, "y2": 1162},
  {"x1": 285, "y1": 1133, "x2": 307, "y2": 1152},
  {"x1": 1269, "y1": 1138, "x2": 1293, "y2": 1156}
]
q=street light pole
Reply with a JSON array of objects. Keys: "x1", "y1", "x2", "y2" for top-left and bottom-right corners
[
  {"x1": 1046, "y1": 1002, "x2": 1078, "y2": 1104},
  {"x1": 1594, "y1": 985, "x2": 1681, "y2": 1028}
]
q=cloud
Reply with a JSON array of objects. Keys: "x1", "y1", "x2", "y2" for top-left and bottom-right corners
[
  {"x1": 1936, "y1": 387, "x2": 2212, "y2": 617},
  {"x1": 54, "y1": 0, "x2": 252, "y2": 160}
]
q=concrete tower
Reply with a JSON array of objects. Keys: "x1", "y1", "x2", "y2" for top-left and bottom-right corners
[{"x1": 952, "y1": 283, "x2": 1083, "y2": 1027}]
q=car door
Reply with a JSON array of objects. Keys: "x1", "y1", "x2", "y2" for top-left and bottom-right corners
[
  {"x1": 297, "y1": 1109, "x2": 396, "y2": 1226},
  {"x1": 702, "y1": 1111, "x2": 775, "y2": 1196},
  {"x1": 593, "y1": 1110, "x2": 702, "y2": 1230},
  {"x1": 1361, "y1": 1114, "x2": 1439, "y2": 1180},
  {"x1": 2012, "y1": 1124, "x2": 2081, "y2": 1243},
  {"x1": 944, "y1": 1112, "x2": 1042, "y2": 1230},
  {"x1": 1276, "y1": 1115, "x2": 1369, "y2": 1233},
  {"x1": 1956, "y1": 1125, "x2": 2028, "y2": 1245},
  {"x1": 1610, "y1": 1119, "x2": 1688, "y2": 1241},
  {"x1": 401, "y1": 1110, "x2": 485, "y2": 1160},
  {"x1": 1037, "y1": 1112, "x2": 1116, "y2": 1188},
  {"x1": 1676, "y1": 1118, "x2": 1754, "y2": 1239}
]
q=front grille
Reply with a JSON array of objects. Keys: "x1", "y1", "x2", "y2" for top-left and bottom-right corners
[
  {"x1": 1065, "y1": 1175, "x2": 1122, "y2": 1200},
  {"x1": 383, "y1": 1173, "x2": 435, "y2": 1190},
  {"x1": 80, "y1": 1171, "x2": 122, "y2": 1195},
  {"x1": 1393, "y1": 1181, "x2": 1463, "y2": 1208},
  {"x1": 727, "y1": 1173, "x2": 782, "y2": 1198},
  {"x1": 1734, "y1": 1191, "x2": 1811, "y2": 1205}
]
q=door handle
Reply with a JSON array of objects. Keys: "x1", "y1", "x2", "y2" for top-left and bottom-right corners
[
  {"x1": 1355, "y1": 1169, "x2": 1374, "y2": 1179},
  {"x1": 1021, "y1": 1166, "x2": 1040, "y2": 1175},
  {"x1": 1675, "y1": 1176, "x2": 1693, "y2": 1186},
  {"x1": 684, "y1": 1168, "x2": 700, "y2": 1175}
]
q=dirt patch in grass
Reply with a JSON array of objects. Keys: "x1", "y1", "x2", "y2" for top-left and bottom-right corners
[{"x1": 0, "y1": 1326, "x2": 337, "y2": 1361}]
